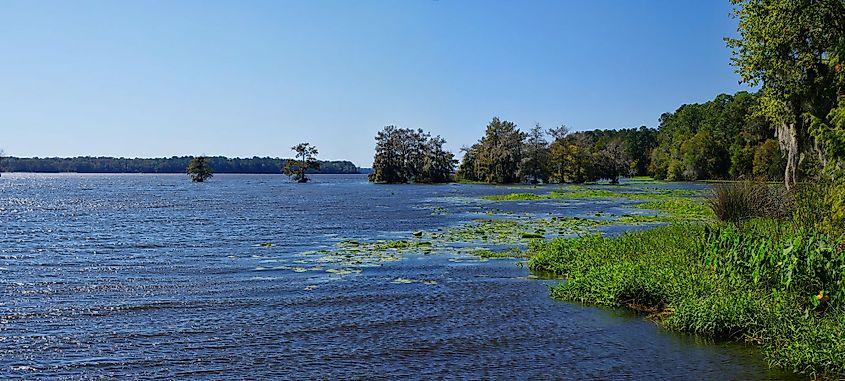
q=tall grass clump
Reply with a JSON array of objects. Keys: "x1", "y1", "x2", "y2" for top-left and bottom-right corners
[{"x1": 708, "y1": 181, "x2": 792, "y2": 222}]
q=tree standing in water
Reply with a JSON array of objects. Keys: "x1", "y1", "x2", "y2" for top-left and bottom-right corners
[
  {"x1": 283, "y1": 142, "x2": 320, "y2": 183},
  {"x1": 186, "y1": 155, "x2": 214, "y2": 182},
  {"x1": 369, "y1": 126, "x2": 455, "y2": 183},
  {"x1": 518, "y1": 123, "x2": 550, "y2": 184}
]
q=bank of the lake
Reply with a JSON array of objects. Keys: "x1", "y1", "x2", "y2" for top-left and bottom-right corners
[{"x1": 517, "y1": 185, "x2": 845, "y2": 379}]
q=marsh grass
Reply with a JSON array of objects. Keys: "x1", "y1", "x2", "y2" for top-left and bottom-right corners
[
  {"x1": 708, "y1": 181, "x2": 792, "y2": 222},
  {"x1": 634, "y1": 197, "x2": 713, "y2": 220},
  {"x1": 528, "y1": 223, "x2": 845, "y2": 378},
  {"x1": 481, "y1": 186, "x2": 705, "y2": 201},
  {"x1": 482, "y1": 192, "x2": 545, "y2": 201}
]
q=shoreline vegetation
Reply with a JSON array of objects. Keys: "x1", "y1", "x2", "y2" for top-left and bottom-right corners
[
  {"x1": 481, "y1": 180, "x2": 844, "y2": 378},
  {"x1": 526, "y1": 193, "x2": 845, "y2": 377},
  {"x1": 314, "y1": 176, "x2": 844, "y2": 377}
]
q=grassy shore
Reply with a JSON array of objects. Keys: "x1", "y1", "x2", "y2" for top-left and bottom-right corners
[
  {"x1": 480, "y1": 185, "x2": 704, "y2": 201},
  {"x1": 528, "y1": 221, "x2": 845, "y2": 378}
]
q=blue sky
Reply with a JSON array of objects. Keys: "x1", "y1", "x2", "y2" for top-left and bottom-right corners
[{"x1": 0, "y1": 0, "x2": 749, "y2": 166}]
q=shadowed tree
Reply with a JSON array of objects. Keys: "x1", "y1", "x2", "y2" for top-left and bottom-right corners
[
  {"x1": 598, "y1": 138, "x2": 630, "y2": 184},
  {"x1": 547, "y1": 125, "x2": 570, "y2": 182},
  {"x1": 568, "y1": 133, "x2": 596, "y2": 183},
  {"x1": 456, "y1": 144, "x2": 481, "y2": 182},
  {"x1": 518, "y1": 123, "x2": 550, "y2": 183},
  {"x1": 283, "y1": 142, "x2": 320, "y2": 183},
  {"x1": 369, "y1": 126, "x2": 455, "y2": 183},
  {"x1": 420, "y1": 135, "x2": 457, "y2": 183},
  {"x1": 457, "y1": 117, "x2": 525, "y2": 184},
  {"x1": 186, "y1": 155, "x2": 213, "y2": 182}
]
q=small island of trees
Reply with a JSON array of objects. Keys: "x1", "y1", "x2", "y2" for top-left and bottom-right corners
[
  {"x1": 283, "y1": 143, "x2": 320, "y2": 183},
  {"x1": 186, "y1": 156, "x2": 214, "y2": 182},
  {"x1": 368, "y1": 126, "x2": 457, "y2": 183}
]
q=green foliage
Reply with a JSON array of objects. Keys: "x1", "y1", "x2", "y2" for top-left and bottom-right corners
[
  {"x1": 793, "y1": 174, "x2": 845, "y2": 242},
  {"x1": 283, "y1": 142, "x2": 320, "y2": 183},
  {"x1": 369, "y1": 126, "x2": 456, "y2": 184},
  {"x1": 481, "y1": 185, "x2": 706, "y2": 203},
  {"x1": 546, "y1": 127, "x2": 656, "y2": 183},
  {"x1": 704, "y1": 220, "x2": 845, "y2": 310},
  {"x1": 528, "y1": 225, "x2": 707, "y2": 308},
  {"x1": 751, "y1": 139, "x2": 785, "y2": 180},
  {"x1": 518, "y1": 124, "x2": 551, "y2": 183},
  {"x1": 433, "y1": 216, "x2": 604, "y2": 245},
  {"x1": 481, "y1": 192, "x2": 544, "y2": 201},
  {"x1": 528, "y1": 223, "x2": 845, "y2": 377},
  {"x1": 458, "y1": 123, "x2": 656, "y2": 183},
  {"x1": 455, "y1": 98, "x2": 784, "y2": 184},
  {"x1": 727, "y1": 0, "x2": 845, "y2": 188},
  {"x1": 186, "y1": 155, "x2": 213, "y2": 182},
  {"x1": 457, "y1": 121, "x2": 654, "y2": 184},
  {"x1": 809, "y1": 98, "x2": 845, "y2": 162},
  {"x1": 650, "y1": 92, "x2": 780, "y2": 181},
  {"x1": 764, "y1": 311, "x2": 845, "y2": 376},
  {"x1": 457, "y1": 117, "x2": 526, "y2": 184}
]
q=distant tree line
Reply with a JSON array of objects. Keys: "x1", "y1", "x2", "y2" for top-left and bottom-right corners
[
  {"x1": 455, "y1": 91, "x2": 786, "y2": 184},
  {"x1": 457, "y1": 118, "x2": 659, "y2": 184},
  {"x1": 0, "y1": 156, "x2": 360, "y2": 174}
]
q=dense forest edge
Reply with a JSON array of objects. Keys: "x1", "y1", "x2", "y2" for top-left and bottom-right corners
[
  {"x1": 368, "y1": 90, "x2": 786, "y2": 185},
  {"x1": 0, "y1": 156, "x2": 360, "y2": 175}
]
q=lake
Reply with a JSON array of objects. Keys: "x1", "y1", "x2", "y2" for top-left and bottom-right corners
[{"x1": 0, "y1": 174, "x2": 798, "y2": 380}]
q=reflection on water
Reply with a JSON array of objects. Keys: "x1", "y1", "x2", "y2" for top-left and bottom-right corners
[{"x1": 0, "y1": 174, "x2": 797, "y2": 379}]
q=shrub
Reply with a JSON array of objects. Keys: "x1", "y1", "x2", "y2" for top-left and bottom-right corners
[
  {"x1": 793, "y1": 178, "x2": 845, "y2": 244},
  {"x1": 708, "y1": 181, "x2": 791, "y2": 222}
]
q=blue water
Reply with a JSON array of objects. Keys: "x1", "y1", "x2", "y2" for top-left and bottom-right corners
[{"x1": 0, "y1": 174, "x2": 797, "y2": 380}]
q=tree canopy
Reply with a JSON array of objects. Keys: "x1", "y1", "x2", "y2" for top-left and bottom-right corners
[
  {"x1": 186, "y1": 156, "x2": 214, "y2": 182},
  {"x1": 726, "y1": 0, "x2": 845, "y2": 188},
  {"x1": 457, "y1": 117, "x2": 526, "y2": 184},
  {"x1": 450, "y1": 92, "x2": 791, "y2": 184},
  {"x1": 650, "y1": 92, "x2": 783, "y2": 181},
  {"x1": 368, "y1": 126, "x2": 456, "y2": 184},
  {"x1": 458, "y1": 118, "x2": 659, "y2": 184},
  {"x1": 283, "y1": 143, "x2": 320, "y2": 183}
]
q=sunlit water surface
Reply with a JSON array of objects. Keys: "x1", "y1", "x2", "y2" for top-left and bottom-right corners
[{"x1": 0, "y1": 174, "x2": 798, "y2": 380}]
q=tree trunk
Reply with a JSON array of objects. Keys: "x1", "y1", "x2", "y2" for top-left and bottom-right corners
[{"x1": 776, "y1": 121, "x2": 799, "y2": 190}]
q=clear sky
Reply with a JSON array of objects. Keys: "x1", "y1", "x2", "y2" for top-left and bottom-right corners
[{"x1": 0, "y1": 0, "x2": 750, "y2": 166}]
